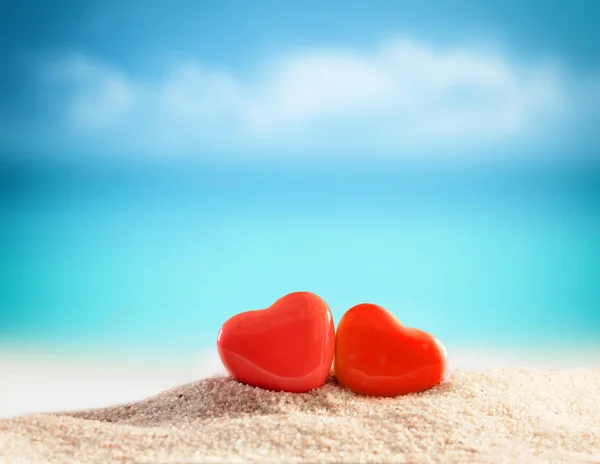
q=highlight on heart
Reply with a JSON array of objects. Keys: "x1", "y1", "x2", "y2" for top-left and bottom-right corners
[{"x1": 216, "y1": 292, "x2": 448, "y2": 396}]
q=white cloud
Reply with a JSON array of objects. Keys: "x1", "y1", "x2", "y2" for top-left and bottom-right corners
[
  {"x1": 161, "y1": 63, "x2": 241, "y2": 123},
  {"x1": 246, "y1": 51, "x2": 392, "y2": 133},
  {"x1": 48, "y1": 36, "x2": 571, "y2": 158},
  {"x1": 51, "y1": 55, "x2": 137, "y2": 129}
]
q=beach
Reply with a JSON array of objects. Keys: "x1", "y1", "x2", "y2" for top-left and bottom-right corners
[{"x1": 1, "y1": 368, "x2": 599, "y2": 463}]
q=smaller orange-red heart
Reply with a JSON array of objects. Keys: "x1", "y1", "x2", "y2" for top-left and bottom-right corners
[
  {"x1": 334, "y1": 303, "x2": 447, "y2": 397},
  {"x1": 217, "y1": 291, "x2": 335, "y2": 393}
]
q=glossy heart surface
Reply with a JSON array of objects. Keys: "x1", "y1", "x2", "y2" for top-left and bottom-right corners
[
  {"x1": 217, "y1": 291, "x2": 335, "y2": 393},
  {"x1": 334, "y1": 303, "x2": 447, "y2": 397}
]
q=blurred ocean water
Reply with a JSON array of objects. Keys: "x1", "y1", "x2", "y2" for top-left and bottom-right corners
[{"x1": 1, "y1": 159, "x2": 599, "y2": 355}]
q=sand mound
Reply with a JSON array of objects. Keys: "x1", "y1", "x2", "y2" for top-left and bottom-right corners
[{"x1": 1, "y1": 368, "x2": 600, "y2": 463}]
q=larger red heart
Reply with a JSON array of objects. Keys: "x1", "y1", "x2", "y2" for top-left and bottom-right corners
[
  {"x1": 217, "y1": 291, "x2": 335, "y2": 393},
  {"x1": 334, "y1": 303, "x2": 447, "y2": 397}
]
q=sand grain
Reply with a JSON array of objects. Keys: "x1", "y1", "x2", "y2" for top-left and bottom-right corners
[{"x1": 1, "y1": 368, "x2": 599, "y2": 463}]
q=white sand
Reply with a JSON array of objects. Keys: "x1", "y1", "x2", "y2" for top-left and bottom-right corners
[
  {"x1": 1, "y1": 368, "x2": 600, "y2": 463},
  {"x1": 0, "y1": 351, "x2": 222, "y2": 418},
  {"x1": 3, "y1": 345, "x2": 600, "y2": 418}
]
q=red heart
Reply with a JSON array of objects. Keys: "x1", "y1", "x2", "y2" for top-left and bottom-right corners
[
  {"x1": 334, "y1": 303, "x2": 447, "y2": 396},
  {"x1": 217, "y1": 291, "x2": 335, "y2": 393}
]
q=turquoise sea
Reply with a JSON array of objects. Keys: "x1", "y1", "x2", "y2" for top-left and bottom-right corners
[{"x1": 1, "y1": 158, "x2": 599, "y2": 358}]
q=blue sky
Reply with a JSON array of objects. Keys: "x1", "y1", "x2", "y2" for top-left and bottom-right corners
[{"x1": 1, "y1": 0, "x2": 599, "y2": 163}]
